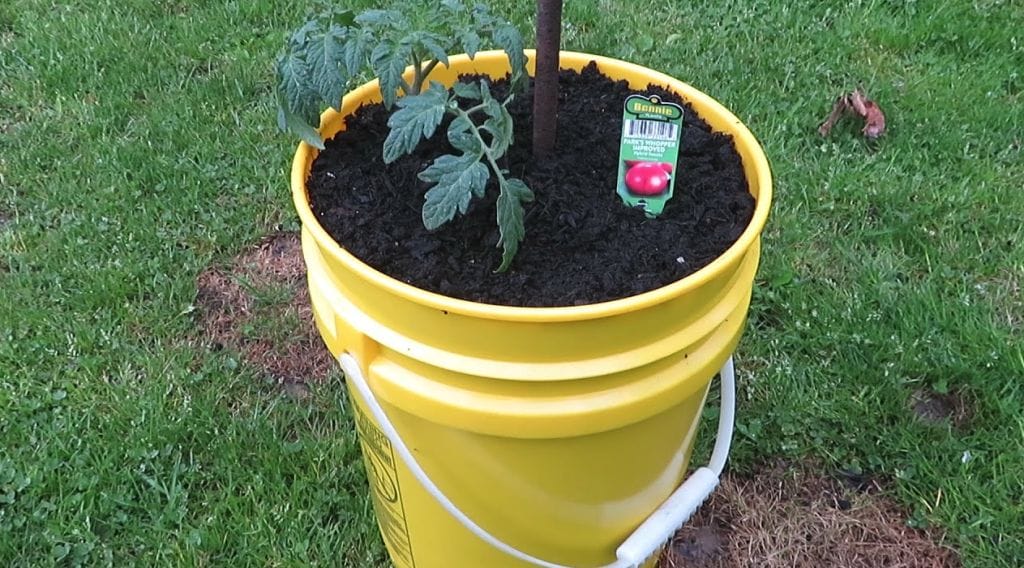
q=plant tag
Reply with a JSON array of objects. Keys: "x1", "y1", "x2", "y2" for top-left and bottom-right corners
[{"x1": 615, "y1": 94, "x2": 684, "y2": 216}]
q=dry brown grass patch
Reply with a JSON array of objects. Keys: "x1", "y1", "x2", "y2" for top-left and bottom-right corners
[
  {"x1": 195, "y1": 232, "x2": 332, "y2": 388},
  {"x1": 660, "y1": 463, "x2": 959, "y2": 568}
]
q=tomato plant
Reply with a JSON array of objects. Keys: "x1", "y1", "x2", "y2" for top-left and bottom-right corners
[{"x1": 276, "y1": 1, "x2": 532, "y2": 271}]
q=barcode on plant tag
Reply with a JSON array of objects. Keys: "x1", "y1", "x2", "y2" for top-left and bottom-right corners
[{"x1": 623, "y1": 119, "x2": 678, "y2": 141}]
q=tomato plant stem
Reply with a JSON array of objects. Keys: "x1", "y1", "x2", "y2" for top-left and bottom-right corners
[
  {"x1": 532, "y1": 0, "x2": 562, "y2": 162},
  {"x1": 453, "y1": 105, "x2": 511, "y2": 188}
]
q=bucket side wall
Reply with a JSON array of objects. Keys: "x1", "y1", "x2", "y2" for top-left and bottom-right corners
[
  {"x1": 347, "y1": 372, "x2": 714, "y2": 568},
  {"x1": 293, "y1": 50, "x2": 772, "y2": 568}
]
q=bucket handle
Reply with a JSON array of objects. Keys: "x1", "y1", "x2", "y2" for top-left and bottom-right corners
[{"x1": 338, "y1": 353, "x2": 736, "y2": 568}]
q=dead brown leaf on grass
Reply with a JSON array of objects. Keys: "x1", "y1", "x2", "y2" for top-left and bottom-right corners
[
  {"x1": 819, "y1": 88, "x2": 887, "y2": 140},
  {"x1": 195, "y1": 232, "x2": 333, "y2": 390},
  {"x1": 660, "y1": 463, "x2": 959, "y2": 568}
]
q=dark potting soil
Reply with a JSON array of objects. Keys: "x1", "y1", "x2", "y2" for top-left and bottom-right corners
[{"x1": 307, "y1": 63, "x2": 755, "y2": 307}]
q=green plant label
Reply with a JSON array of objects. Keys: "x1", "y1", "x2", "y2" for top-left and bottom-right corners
[{"x1": 615, "y1": 94, "x2": 684, "y2": 216}]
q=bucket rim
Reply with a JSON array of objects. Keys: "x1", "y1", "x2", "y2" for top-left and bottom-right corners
[{"x1": 291, "y1": 49, "x2": 772, "y2": 323}]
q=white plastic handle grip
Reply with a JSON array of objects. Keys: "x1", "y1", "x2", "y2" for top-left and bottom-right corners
[
  {"x1": 615, "y1": 467, "x2": 719, "y2": 565},
  {"x1": 338, "y1": 354, "x2": 736, "y2": 568}
]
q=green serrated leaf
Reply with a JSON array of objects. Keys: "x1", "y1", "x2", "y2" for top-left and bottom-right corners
[
  {"x1": 371, "y1": 41, "x2": 409, "y2": 109},
  {"x1": 452, "y1": 81, "x2": 481, "y2": 100},
  {"x1": 305, "y1": 26, "x2": 348, "y2": 108},
  {"x1": 460, "y1": 30, "x2": 481, "y2": 59},
  {"x1": 418, "y1": 152, "x2": 474, "y2": 183},
  {"x1": 479, "y1": 79, "x2": 493, "y2": 104},
  {"x1": 277, "y1": 52, "x2": 320, "y2": 124},
  {"x1": 496, "y1": 177, "x2": 533, "y2": 271},
  {"x1": 421, "y1": 156, "x2": 490, "y2": 229},
  {"x1": 276, "y1": 51, "x2": 323, "y2": 147},
  {"x1": 342, "y1": 30, "x2": 370, "y2": 77},
  {"x1": 492, "y1": 24, "x2": 526, "y2": 87},
  {"x1": 471, "y1": 4, "x2": 496, "y2": 28},
  {"x1": 355, "y1": 9, "x2": 403, "y2": 28},
  {"x1": 382, "y1": 82, "x2": 449, "y2": 163},
  {"x1": 276, "y1": 93, "x2": 323, "y2": 149},
  {"x1": 288, "y1": 19, "x2": 319, "y2": 49},
  {"x1": 418, "y1": 33, "x2": 450, "y2": 67},
  {"x1": 483, "y1": 100, "x2": 514, "y2": 157},
  {"x1": 447, "y1": 114, "x2": 482, "y2": 156},
  {"x1": 506, "y1": 177, "x2": 534, "y2": 201}
]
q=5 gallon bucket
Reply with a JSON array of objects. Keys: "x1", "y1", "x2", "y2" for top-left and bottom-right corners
[{"x1": 291, "y1": 51, "x2": 772, "y2": 568}]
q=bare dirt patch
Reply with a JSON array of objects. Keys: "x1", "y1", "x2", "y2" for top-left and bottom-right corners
[
  {"x1": 910, "y1": 389, "x2": 972, "y2": 429},
  {"x1": 195, "y1": 232, "x2": 333, "y2": 390},
  {"x1": 660, "y1": 463, "x2": 959, "y2": 568}
]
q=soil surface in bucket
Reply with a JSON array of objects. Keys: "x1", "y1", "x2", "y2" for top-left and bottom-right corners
[{"x1": 307, "y1": 62, "x2": 755, "y2": 307}]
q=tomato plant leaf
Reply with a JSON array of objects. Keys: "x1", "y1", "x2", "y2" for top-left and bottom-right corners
[
  {"x1": 483, "y1": 99, "x2": 513, "y2": 157},
  {"x1": 306, "y1": 25, "x2": 349, "y2": 108},
  {"x1": 447, "y1": 113, "x2": 482, "y2": 155},
  {"x1": 286, "y1": 19, "x2": 319, "y2": 50},
  {"x1": 383, "y1": 82, "x2": 450, "y2": 163},
  {"x1": 276, "y1": 52, "x2": 319, "y2": 123},
  {"x1": 342, "y1": 29, "x2": 370, "y2": 77},
  {"x1": 275, "y1": 51, "x2": 323, "y2": 146},
  {"x1": 479, "y1": 79, "x2": 493, "y2": 105},
  {"x1": 492, "y1": 24, "x2": 526, "y2": 88},
  {"x1": 417, "y1": 32, "x2": 450, "y2": 67},
  {"x1": 371, "y1": 41, "x2": 410, "y2": 109},
  {"x1": 452, "y1": 81, "x2": 481, "y2": 100},
  {"x1": 277, "y1": 4, "x2": 533, "y2": 269},
  {"x1": 460, "y1": 30, "x2": 481, "y2": 59},
  {"x1": 276, "y1": 90, "x2": 323, "y2": 149},
  {"x1": 355, "y1": 9, "x2": 405, "y2": 29},
  {"x1": 496, "y1": 177, "x2": 533, "y2": 271},
  {"x1": 420, "y1": 155, "x2": 490, "y2": 229},
  {"x1": 470, "y1": 3, "x2": 497, "y2": 28}
]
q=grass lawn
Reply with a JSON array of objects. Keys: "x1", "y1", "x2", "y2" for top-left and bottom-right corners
[{"x1": 1, "y1": 0, "x2": 1021, "y2": 566}]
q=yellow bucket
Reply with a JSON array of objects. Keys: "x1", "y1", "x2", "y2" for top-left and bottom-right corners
[{"x1": 291, "y1": 51, "x2": 772, "y2": 567}]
